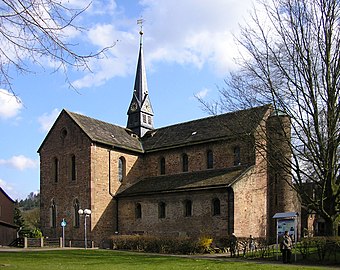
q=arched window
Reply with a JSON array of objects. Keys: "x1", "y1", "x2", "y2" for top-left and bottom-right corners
[
  {"x1": 71, "y1": 155, "x2": 76, "y2": 181},
  {"x1": 50, "y1": 199, "x2": 57, "y2": 228},
  {"x1": 184, "y1": 200, "x2": 192, "y2": 217},
  {"x1": 233, "y1": 146, "x2": 241, "y2": 166},
  {"x1": 52, "y1": 157, "x2": 59, "y2": 182},
  {"x1": 207, "y1": 150, "x2": 213, "y2": 169},
  {"x1": 135, "y1": 203, "x2": 142, "y2": 219},
  {"x1": 212, "y1": 198, "x2": 221, "y2": 216},
  {"x1": 61, "y1": 128, "x2": 68, "y2": 140},
  {"x1": 160, "y1": 157, "x2": 165, "y2": 175},
  {"x1": 182, "y1": 153, "x2": 188, "y2": 172},
  {"x1": 118, "y1": 157, "x2": 126, "y2": 182},
  {"x1": 158, "y1": 202, "x2": 166, "y2": 218},
  {"x1": 74, "y1": 199, "x2": 80, "y2": 228}
]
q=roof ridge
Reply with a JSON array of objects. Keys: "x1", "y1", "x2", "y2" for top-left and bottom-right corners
[
  {"x1": 147, "y1": 104, "x2": 271, "y2": 133},
  {"x1": 65, "y1": 110, "x2": 124, "y2": 129}
]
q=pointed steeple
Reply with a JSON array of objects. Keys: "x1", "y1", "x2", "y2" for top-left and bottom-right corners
[
  {"x1": 133, "y1": 29, "x2": 148, "y2": 102},
  {"x1": 127, "y1": 20, "x2": 154, "y2": 137}
]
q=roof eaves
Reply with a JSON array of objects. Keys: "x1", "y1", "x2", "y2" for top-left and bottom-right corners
[
  {"x1": 94, "y1": 139, "x2": 145, "y2": 154},
  {"x1": 37, "y1": 109, "x2": 66, "y2": 153},
  {"x1": 228, "y1": 165, "x2": 255, "y2": 186},
  {"x1": 0, "y1": 220, "x2": 17, "y2": 229},
  {"x1": 0, "y1": 187, "x2": 15, "y2": 203},
  {"x1": 116, "y1": 184, "x2": 229, "y2": 198}
]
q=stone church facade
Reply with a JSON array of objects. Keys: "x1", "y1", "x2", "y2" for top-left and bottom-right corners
[{"x1": 39, "y1": 31, "x2": 298, "y2": 246}]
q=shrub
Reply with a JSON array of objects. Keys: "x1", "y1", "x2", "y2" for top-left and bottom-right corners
[
  {"x1": 197, "y1": 236, "x2": 213, "y2": 253},
  {"x1": 30, "y1": 228, "x2": 43, "y2": 238},
  {"x1": 297, "y1": 236, "x2": 340, "y2": 263},
  {"x1": 110, "y1": 235, "x2": 203, "y2": 254}
]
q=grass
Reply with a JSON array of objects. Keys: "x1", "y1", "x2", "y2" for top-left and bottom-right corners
[{"x1": 0, "y1": 249, "x2": 335, "y2": 270}]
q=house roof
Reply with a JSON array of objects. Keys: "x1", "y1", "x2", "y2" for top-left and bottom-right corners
[
  {"x1": 65, "y1": 110, "x2": 144, "y2": 153},
  {"x1": 0, "y1": 187, "x2": 15, "y2": 203},
  {"x1": 117, "y1": 166, "x2": 252, "y2": 197},
  {"x1": 39, "y1": 105, "x2": 271, "y2": 154},
  {"x1": 141, "y1": 105, "x2": 271, "y2": 152}
]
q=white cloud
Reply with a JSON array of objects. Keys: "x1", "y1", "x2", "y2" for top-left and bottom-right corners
[
  {"x1": 38, "y1": 108, "x2": 61, "y2": 132},
  {"x1": 72, "y1": 0, "x2": 256, "y2": 88},
  {"x1": 195, "y1": 88, "x2": 210, "y2": 99},
  {"x1": 72, "y1": 25, "x2": 137, "y2": 88},
  {"x1": 0, "y1": 155, "x2": 38, "y2": 171},
  {"x1": 141, "y1": 0, "x2": 255, "y2": 70},
  {"x1": 0, "y1": 178, "x2": 14, "y2": 192},
  {"x1": 0, "y1": 89, "x2": 23, "y2": 119}
]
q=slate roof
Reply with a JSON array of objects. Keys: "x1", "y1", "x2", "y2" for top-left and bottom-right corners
[
  {"x1": 39, "y1": 105, "x2": 270, "y2": 154},
  {"x1": 141, "y1": 105, "x2": 271, "y2": 152},
  {"x1": 117, "y1": 166, "x2": 252, "y2": 197},
  {"x1": 65, "y1": 110, "x2": 144, "y2": 153}
]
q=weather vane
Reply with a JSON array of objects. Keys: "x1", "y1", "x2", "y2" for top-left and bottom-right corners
[
  {"x1": 137, "y1": 18, "x2": 144, "y2": 32},
  {"x1": 137, "y1": 18, "x2": 145, "y2": 45}
]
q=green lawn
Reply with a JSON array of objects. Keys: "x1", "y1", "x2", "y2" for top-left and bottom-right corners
[{"x1": 0, "y1": 249, "x2": 334, "y2": 270}]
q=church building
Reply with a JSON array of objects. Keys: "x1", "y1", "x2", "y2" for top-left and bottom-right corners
[{"x1": 39, "y1": 29, "x2": 298, "y2": 246}]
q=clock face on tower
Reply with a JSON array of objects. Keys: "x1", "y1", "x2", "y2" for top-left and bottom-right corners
[{"x1": 130, "y1": 102, "x2": 137, "y2": 112}]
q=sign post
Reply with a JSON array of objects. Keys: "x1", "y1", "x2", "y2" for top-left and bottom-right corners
[
  {"x1": 61, "y1": 219, "x2": 67, "y2": 248},
  {"x1": 273, "y1": 212, "x2": 299, "y2": 262}
]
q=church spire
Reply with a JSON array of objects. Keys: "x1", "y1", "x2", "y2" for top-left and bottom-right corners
[
  {"x1": 133, "y1": 20, "x2": 148, "y2": 103},
  {"x1": 127, "y1": 19, "x2": 154, "y2": 137}
]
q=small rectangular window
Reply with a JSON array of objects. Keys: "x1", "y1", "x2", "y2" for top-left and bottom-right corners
[
  {"x1": 207, "y1": 150, "x2": 213, "y2": 169},
  {"x1": 233, "y1": 146, "x2": 241, "y2": 166},
  {"x1": 136, "y1": 203, "x2": 142, "y2": 219},
  {"x1": 159, "y1": 202, "x2": 166, "y2": 218},
  {"x1": 53, "y1": 158, "x2": 59, "y2": 183},
  {"x1": 160, "y1": 157, "x2": 165, "y2": 175},
  {"x1": 212, "y1": 198, "x2": 220, "y2": 216},
  {"x1": 184, "y1": 200, "x2": 192, "y2": 217},
  {"x1": 182, "y1": 154, "x2": 188, "y2": 172},
  {"x1": 71, "y1": 155, "x2": 76, "y2": 181}
]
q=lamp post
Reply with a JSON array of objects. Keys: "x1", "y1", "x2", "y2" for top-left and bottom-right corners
[{"x1": 78, "y1": 208, "x2": 91, "y2": 249}]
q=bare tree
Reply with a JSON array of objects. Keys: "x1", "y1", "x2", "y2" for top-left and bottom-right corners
[
  {"x1": 0, "y1": 0, "x2": 113, "y2": 94},
  {"x1": 197, "y1": 0, "x2": 340, "y2": 236}
]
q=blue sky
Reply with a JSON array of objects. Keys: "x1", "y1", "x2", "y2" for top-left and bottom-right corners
[{"x1": 0, "y1": 0, "x2": 256, "y2": 200}]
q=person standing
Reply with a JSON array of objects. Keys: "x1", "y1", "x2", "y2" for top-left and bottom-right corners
[
  {"x1": 229, "y1": 233, "x2": 237, "y2": 257},
  {"x1": 249, "y1": 235, "x2": 255, "y2": 253},
  {"x1": 281, "y1": 231, "x2": 293, "y2": 263}
]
